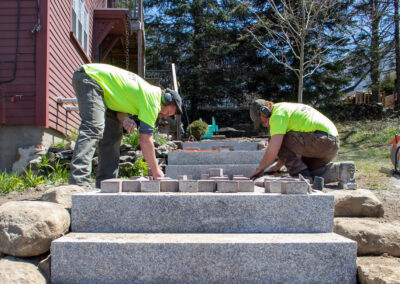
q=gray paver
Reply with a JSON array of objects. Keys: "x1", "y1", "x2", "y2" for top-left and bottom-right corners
[
  {"x1": 217, "y1": 181, "x2": 238, "y2": 193},
  {"x1": 179, "y1": 180, "x2": 198, "y2": 192},
  {"x1": 141, "y1": 181, "x2": 160, "y2": 192},
  {"x1": 122, "y1": 180, "x2": 141, "y2": 192},
  {"x1": 100, "y1": 179, "x2": 122, "y2": 193},
  {"x1": 160, "y1": 180, "x2": 179, "y2": 192},
  {"x1": 198, "y1": 180, "x2": 216, "y2": 192},
  {"x1": 237, "y1": 180, "x2": 254, "y2": 192}
]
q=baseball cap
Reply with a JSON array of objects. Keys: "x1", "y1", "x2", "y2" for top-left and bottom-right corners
[
  {"x1": 165, "y1": 88, "x2": 183, "y2": 115},
  {"x1": 250, "y1": 99, "x2": 266, "y2": 130}
]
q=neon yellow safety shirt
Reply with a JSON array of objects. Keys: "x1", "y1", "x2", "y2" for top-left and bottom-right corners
[
  {"x1": 82, "y1": 64, "x2": 162, "y2": 127},
  {"x1": 269, "y1": 103, "x2": 338, "y2": 137}
]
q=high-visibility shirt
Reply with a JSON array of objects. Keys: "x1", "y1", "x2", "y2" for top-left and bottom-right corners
[
  {"x1": 269, "y1": 103, "x2": 338, "y2": 137},
  {"x1": 82, "y1": 63, "x2": 162, "y2": 126}
]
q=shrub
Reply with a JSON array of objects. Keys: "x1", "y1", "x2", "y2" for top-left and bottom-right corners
[
  {"x1": 119, "y1": 157, "x2": 148, "y2": 177},
  {"x1": 186, "y1": 120, "x2": 208, "y2": 140}
]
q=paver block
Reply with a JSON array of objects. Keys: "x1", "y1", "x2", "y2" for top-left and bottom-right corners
[
  {"x1": 284, "y1": 181, "x2": 309, "y2": 194},
  {"x1": 200, "y1": 174, "x2": 209, "y2": 180},
  {"x1": 218, "y1": 181, "x2": 238, "y2": 193},
  {"x1": 268, "y1": 181, "x2": 282, "y2": 193},
  {"x1": 100, "y1": 179, "x2": 122, "y2": 193},
  {"x1": 122, "y1": 180, "x2": 141, "y2": 192},
  {"x1": 179, "y1": 180, "x2": 198, "y2": 192},
  {"x1": 209, "y1": 168, "x2": 223, "y2": 177},
  {"x1": 71, "y1": 192, "x2": 334, "y2": 233},
  {"x1": 141, "y1": 181, "x2": 160, "y2": 192},
  {"x1": 160, "y1": 180, "x2": 179, "y2": 192},
  {"x1": 52, "y1": 233, "x2": 357, "y2": 284},
  {"x1": 178, "y1": 175, "x2": 192, "y2": 180},
  {"x1": 198, "y1": 180, "x2": 216, "y2": 192},
  {"x1": 210, "y1": 176, "x2": 229, "y2": 181},
  {"x1": 237, "y1": 180, "x2": 254, "y2": 192}
]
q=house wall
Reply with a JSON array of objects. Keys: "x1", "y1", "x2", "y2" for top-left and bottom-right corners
[
  {"x1": 48, "y1": 0, "x2": 106, "y2": 135},
  {"x1": 0, "y1": 0, "x2": 38, "y2": 125}
]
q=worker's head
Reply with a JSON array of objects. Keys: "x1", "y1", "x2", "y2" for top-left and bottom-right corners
[
  {"x1": 249, "y1": 99, "x2": 274, "y2": 129},
  {"x1": 159, "y1": 88, "x2": 183, "y2": 119}
]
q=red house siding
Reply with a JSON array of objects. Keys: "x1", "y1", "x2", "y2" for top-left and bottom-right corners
[
  {"x1": 0, "y1": 0, "x2": 38, "y2": 125},
  {"x1": 48, "y1": 0, "x2": 106, "y2": 135}
]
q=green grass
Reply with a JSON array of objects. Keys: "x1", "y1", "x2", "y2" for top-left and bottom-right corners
[{"x1": 336, "y1": 119, "x2": 400, "y2": 190}]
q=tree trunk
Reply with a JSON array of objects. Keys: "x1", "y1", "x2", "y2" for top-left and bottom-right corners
[
  {"x1": 370, "y1": 1, "x2": 381, "y2": 103},
  {"x1": 395, "y1": 0, "x2": 400, "y2": 110}
]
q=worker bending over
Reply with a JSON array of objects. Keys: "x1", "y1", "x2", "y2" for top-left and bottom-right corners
[
  {"x1": 69, "y1": 63, "x2": 182, "y2": 188},
  {"x1": 249, "y1": 99, "x2": 355, "y2": 186}
]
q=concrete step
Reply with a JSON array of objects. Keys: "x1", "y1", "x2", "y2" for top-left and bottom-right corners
[
  {"x1": 166, "y1": 164, "x2": 259, "y2": 179},
  {"x1": 168, "y1": 150, "x2": 264, "y2": 165},
  {"x1": 71, "y1": 192, "x2": 334, "y2": 233},
  {"x1": 51, "y1": 232, "x2": 357, "y2": 284},
  {"x1": 183, "y1": 141, "x2": 260, "y2": 150}
]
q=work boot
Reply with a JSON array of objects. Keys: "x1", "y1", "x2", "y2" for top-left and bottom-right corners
[{"x1": 311, "y1": 161, "x2": 355, "y2": 184}]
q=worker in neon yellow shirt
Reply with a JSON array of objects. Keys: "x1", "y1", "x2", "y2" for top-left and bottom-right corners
[
  {"x1": 249, "y1": 99, "x2": 355, "y2": 187},
  {"x1": 69, "y1": 64, "x2": 183, "y2": 188}
]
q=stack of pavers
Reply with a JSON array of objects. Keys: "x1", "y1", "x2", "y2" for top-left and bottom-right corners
[{"x1": 51, "y1": 141, "x2": 357, "y2": 283}]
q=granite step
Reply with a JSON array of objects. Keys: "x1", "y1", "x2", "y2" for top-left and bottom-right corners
[
  {"x1": 71, "y1": 191, "x2": 334, "y2": 233},
  {"x1": 168, "y1": 150, "x2": 264, "y2": 165},
  {"x1": 51, "y1": 232, "x2": 357, "y2": 284},
  {"x1": 165, "y1": 164, "x2": 259, "y2": 179},
  {"x1": 183, "y1": 141, "x2": 259, "y2": 151}
]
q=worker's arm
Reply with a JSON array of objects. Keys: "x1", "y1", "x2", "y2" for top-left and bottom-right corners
[
  {"x1": 250, "y1": 134, "x2": 284, "y2": 179},
  {"x1": 116, "y1": 112, "x2": 137, "y2": 132},
  {"x1": 140, "y1": 133, "x2": 164, "y2": 179}
]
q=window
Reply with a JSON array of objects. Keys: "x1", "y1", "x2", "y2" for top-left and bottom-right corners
[{"x1": 72, "y1": 0, "x2": 89, "y2": 54}]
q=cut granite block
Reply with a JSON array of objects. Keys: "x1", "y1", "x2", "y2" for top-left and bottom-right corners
[
  {"x1": 168, "y1": 151, "x2": 264, "y2": 166},
  {"x1": 122, "y1": 180, "x2": 141, "y2": 192},
  {"x1": 141, "y1": 181, "x2": 160, "y2": 192},
  {"x1": 237, "y1": 180, "x2": 254, "y2": 192},
  {"x1": 183, "y1": 141, "x2": 259, "y2": 151},
  {"x1": 51, "y1": 233, "x2": 357, "y2": 284},
  {"x1": 200, "y1": 174, "x2": 210, "y2": 180},
  {"x1": 284, "y1": 181, "x2": 309, "y2": 194},
  {"x1": 166, "y1": 164, "x2": 259, "y2": 179},
  {"x1": 160, "y1": 180, "x2": 179, "y2": 192},
  {"x1": 198, "y1": 180, "x2": 216, "y2": 192},
  {"x1": 71, "y1": 192, "x2": 335, "y2": 233},
  {"x1": 233, "y1": 176, "x2": 250, "y2": 181},
  {"x1": 179, "y1": 180, "x2": 198, "y2": 192},
  {"x1": 209, "y1": 168, "x2": 223, "y2": 177},
  {"x1": 100, "y1": 179, "x2": 122, "y2": 193},
  {"x1": 218, "y1": 181, "x2": 238, "y2": 193}
]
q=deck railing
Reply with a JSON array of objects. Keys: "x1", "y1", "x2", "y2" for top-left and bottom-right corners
[{"x1": 107, "y1": 0, "x2": 143, "y2": 22}]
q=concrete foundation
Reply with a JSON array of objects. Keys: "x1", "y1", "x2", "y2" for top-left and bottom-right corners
[
  {"x1": 71, "y1": 192, "x2": 334, "y2": 233},
  {"x1": 51, "y1": 232, "x2": 357, "y2": 284},
  {"x1": 0, "y1": 126, "x2": 65, "y2": 172}
]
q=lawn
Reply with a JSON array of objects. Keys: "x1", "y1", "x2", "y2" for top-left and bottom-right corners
[{"x1": 336, "y1": 119, "x2": 400, "y2": 190}]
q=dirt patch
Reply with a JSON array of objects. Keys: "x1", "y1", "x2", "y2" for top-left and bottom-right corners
[{"x1": 0, "y1": 188, "x2": 44, "y2": 206}]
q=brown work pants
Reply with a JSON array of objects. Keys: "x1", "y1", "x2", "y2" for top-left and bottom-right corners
[{"x1": 278, "y1": 131, "x2": 339, "y2": 176}]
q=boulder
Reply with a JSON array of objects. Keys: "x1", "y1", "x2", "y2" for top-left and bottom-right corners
[
  {"x1": 325, "y1": 189, "x2": 384, "y2": 217},
  {"x1": 41, "y1": 184, "x2": 90, "y2": 209},
  {"x1": 0, "y1": 256, "x2": 46, "y2": 284},
  {"x1": 357, "y1": 256, "x2": 400, "y2": 284},
  {"x1": 334, "y1": 218, "x2": 400, "y2": 257},
  {"x1": 38, "y1": 254, "x2": 51, "y2": 280},
  {"x1": 0, "y1": 201, "x2": 70, "y2": 257}
]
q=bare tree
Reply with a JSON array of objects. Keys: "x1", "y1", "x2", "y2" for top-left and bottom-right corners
[{"x1": 244, "y1": 0, "x2": 351, "y2": 103}]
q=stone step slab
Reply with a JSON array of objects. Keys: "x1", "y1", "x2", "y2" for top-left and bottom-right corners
[
  {"x1": 51, "y1": 232, "x2": 357, "y2": 284},
  {"x1": 183, "y1": 141, "x2": 259, "y2": 151},
  {"x1": 168, "y1": 151, "x2": 264, "y2": 165},
  {"x1": 166, "y1": 164, "x2": 259, "y2": 179},
  {"x1": 71, "y1": 192, "x2": 334, "y2": 233}
]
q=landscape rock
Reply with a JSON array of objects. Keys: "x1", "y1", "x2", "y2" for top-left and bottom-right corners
[
  {"x1": 0, "y1": 201, "x2": 70, "y2": 257},
  {"x1": 334, "y1": 218, "x2": 400, "y2": 256},
  {"x1": 357, "y1": 256, "x2": 400, "y2": 284},
  {"x1": 12, "y1": 145, "x2": 46, "y2": 174},
  {"x1": 41, "y1": 184, "x2": 91, "y2": 209},
  {"x1": 0, "y1": 256, "x2": 46, "y2": 284},
  {"x1": 325, "y1": 189, "x2": 384, "y2": 217}
]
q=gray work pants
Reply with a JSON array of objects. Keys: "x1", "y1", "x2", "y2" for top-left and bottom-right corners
[
  {"x1": 277, "y1": 131, "x2": 339, "y2": 176},
  {"x1": 68, "y1": 69, "x2": 123, "y2": 188}
]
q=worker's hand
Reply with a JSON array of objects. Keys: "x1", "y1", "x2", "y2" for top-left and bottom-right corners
[
  {"x1": 122, "y1": 118, "x2": 137, "y2": 132},
  {"x1": 152, "y1": 167, "x2": 165, "y2": 180},
  {"x1": 250, "y1": 167, "x2": 264, "y2": 180}
]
